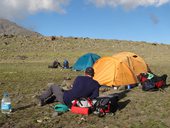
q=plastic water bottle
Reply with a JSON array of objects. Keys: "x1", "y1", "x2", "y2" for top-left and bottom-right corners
[
  {"x1": 1, "y1": 92, "x2": 12, "y2": 114},
  {"x1": 127, "y1": 85, "x2": 131, "y2": 90}
]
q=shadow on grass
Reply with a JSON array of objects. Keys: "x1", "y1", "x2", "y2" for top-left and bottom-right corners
[
  {"x1": 116, "y1": 90, "x2": 131, "y2": 111},
  {"x1": 106, "y1": 89, "x2": 131, "y2": 112},
  {"x1": 12, "y1": 103, "x2": 35, "y2": 112},
  {"x1": 163, "y1": 83, "x2": 170, "y2": 89},
  {"x1": 118, "y1": 100, "x2": 131, "y2": 110},
  {"x1": 115, "y1": 83, "x2": 170, "y2": 110}
]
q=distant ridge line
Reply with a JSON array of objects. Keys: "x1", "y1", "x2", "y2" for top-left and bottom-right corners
[{"x1": 0, "y1": 19, "x2": 41, "y2": 36}]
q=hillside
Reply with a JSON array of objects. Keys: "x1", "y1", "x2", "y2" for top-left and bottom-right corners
[
  {"x1": 0, "y1": 35, "x2": 170, "y2": 128},
  {"x1": 0, "y1": 19, "x2": 41, "y2": 36}
]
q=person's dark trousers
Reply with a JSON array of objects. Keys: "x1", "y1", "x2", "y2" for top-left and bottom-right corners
[{"x1": 39, "y1": 84, "x2": 64, "y2": 104}]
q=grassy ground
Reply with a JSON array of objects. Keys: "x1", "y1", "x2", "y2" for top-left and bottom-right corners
[{"x1": 0, "y1": 35, "x2": 170, "y2": 128}]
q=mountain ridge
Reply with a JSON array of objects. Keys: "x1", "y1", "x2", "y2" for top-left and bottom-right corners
[{"x1": 0, "y1": 19, "x2": 41, "y2": 36}]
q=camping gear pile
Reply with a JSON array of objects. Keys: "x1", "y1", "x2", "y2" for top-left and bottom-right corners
[
  {"x1": 70, "y1": 95, "x2": 119, "y2": 117},
  {"x1": 138, "y1": 72, "x2": 168, "y2": 91},
  {"x1": 48, "y1": 59, "x2": 70, "y2": 69},
  {"x1": 70, "y1": 98, "x2": 93, "y2": 115}
]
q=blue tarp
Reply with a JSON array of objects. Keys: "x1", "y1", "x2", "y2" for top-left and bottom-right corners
[{"x1": 72, "y1": 53, "x2": 101, "y2": 71}]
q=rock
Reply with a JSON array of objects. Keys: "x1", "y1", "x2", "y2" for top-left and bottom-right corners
[
  {"x1": 37, "y1": 119, "x2": 43, "y2": 123},
  {"x1": 52, "y1": 112, "x2": 59, "y2": 117}
]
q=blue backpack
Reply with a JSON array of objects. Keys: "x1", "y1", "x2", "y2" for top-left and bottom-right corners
[{"x1": 63, "y1": 60, "x2": 69, "y2": 69}]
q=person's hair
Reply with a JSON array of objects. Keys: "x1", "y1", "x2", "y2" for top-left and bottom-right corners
[{"x1": 85, "y1": 67, "x2": 94, "y2": 77}]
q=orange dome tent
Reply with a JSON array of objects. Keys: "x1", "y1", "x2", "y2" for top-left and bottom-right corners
[{"x1": 93, "y1": 52, "x2": 148, "y2": 87}]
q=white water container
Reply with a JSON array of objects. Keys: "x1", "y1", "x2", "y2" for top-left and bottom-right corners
[{"x1": 1, "y1": 92, "x2": 12, "y2": 114}]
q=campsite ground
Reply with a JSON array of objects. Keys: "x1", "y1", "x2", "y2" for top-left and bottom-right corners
[{"x1": 0, "y1": 35, "x2": 170, "y2": 128}]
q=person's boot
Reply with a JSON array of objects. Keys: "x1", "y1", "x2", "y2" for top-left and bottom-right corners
[{"x1": 35, "y1": 96, "x2": 47, "y2": 106}]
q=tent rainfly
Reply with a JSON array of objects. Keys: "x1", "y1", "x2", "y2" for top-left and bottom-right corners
[
  {"x1": 72, "y1": 53, "x2": 101, "y2": 71},
  {"x1": 93, "y1": 52, "x2": 148, "y2": 86}
]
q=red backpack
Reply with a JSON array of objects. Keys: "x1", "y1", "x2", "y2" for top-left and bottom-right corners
[{"x1": 138, "y1": 73, "x2": 167, "y2": 91}]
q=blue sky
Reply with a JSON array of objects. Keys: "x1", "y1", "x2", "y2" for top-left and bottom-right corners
[{"x1": 0, "y1": 0, "x2": 170, "y2": 44}]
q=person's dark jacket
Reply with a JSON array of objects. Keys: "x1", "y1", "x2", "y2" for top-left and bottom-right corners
[{"x1": 63, "y1": 76, "x2": 100, "y2": 106}]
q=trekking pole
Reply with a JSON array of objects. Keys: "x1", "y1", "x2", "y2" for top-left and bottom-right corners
[
  {"x1": 127, "y1": 57, "x2": 141, "y2": 86},
  {"x1": 159, "y1": 88, "x2": 166, "y2": 93}
]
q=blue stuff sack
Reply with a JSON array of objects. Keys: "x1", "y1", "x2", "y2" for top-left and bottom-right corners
[{"x1": 54, "y1": 104, "x2": 69, "y2": 112}]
